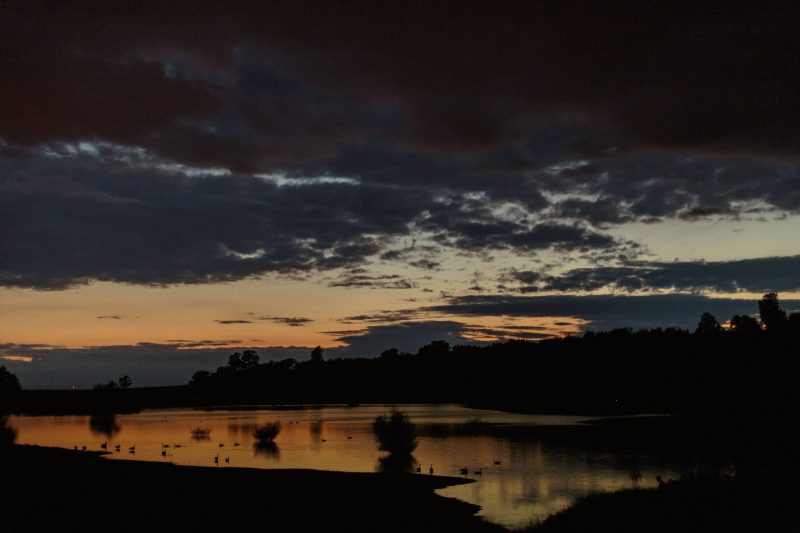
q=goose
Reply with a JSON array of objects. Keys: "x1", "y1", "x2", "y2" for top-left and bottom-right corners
[
  {"x1": 474, "y1": 468, "x2": 482, "y2": 476},
  {"x1": 214, "y1": 454, "x2": 219, "y2": 465},
  {"x1": 100, "y1": 442, "x2": 108, "y2": 450},
  {"x1": 416, "y1": 465, "x2": 422, "y2": 474},
  {"x1": 493, "y1": 459, "x2": 501, "y2": 466},
  {"x1": 459, "y1": 466, "x2": 468, "y2": 476},
  {"x1": 429, "y1": 464, "x2": 434, "y2": 475},
  {"x1": 225, "y1": 457, "x2": 230, "y2": 464}
]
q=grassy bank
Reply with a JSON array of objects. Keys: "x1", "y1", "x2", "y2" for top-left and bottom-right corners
[{"x1": 2, "y1": 444, "x2": 503, "y2": 533}]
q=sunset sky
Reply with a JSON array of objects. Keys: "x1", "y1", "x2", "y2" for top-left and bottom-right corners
[{"x1": 2, "y1": 2, "x2": 799, "y2": 387}]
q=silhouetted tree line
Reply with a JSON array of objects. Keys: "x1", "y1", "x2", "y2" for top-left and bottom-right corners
[
  {"x1": 180, "y1": 293, "x2": 800, "y2": 417},
  {"x1": 5, "y1": 293, "x2": 800, "y2": 417},
  {"x1": 0, "y1": 366, "x2": 21, "y2": 414}
]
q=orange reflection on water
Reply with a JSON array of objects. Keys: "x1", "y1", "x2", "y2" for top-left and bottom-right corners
[{"x1": 9, "y1": 405, "x2": 680, "y2": 528}]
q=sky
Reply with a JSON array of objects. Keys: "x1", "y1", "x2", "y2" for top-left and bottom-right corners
[{"x1": 2, "y1": 2, "x2": 799, "y2": 387}]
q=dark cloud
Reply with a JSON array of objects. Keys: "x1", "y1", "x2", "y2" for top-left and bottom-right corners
[
  {"x1": 408, "y1": 259, "x2": 440, "y2": 270},
  {"x1": 543, "y1": 151, "x2": 800, "y2": 225},
  {"x1": 0, "y1": 149, "x2": 436, "y2": 288},
  {"x1": 214, "y1": 320, "x2": 253, "y2": 325},
  {"x1": 427, "y1": 294, "x2": 800, "y2": 332},
  {"x1": 258, "y1": 316, "x2": 313, "y2": 327},
  {"x1": 330, "y1": 321, "x2": 473, "y2": 357},
  {"x1": 328, "y1": 272, "x2": 418, "y2": 290},
  {"x1": 2, "y1": 2, "x2": 800, "y2": 292},
  {"x1": 420, "y1": 199, "x2": 636, "y2": 254},
  {"x1": 4, "y1": 3, "x2": 798, "y2": 159},
  {"x1": 339, "y1": 310, "x2": 419, "y2": 324},
  {"x1": 97, "y1": 315, "x2": 122, "y2": 320},
  {"x1": 502, "y1": 255, "x2": 800, "y2": 294},
  {"x1": 460, "y1": 325, "x2": 550, "y2": 341}
]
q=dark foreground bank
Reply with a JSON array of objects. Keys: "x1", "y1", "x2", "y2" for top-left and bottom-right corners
[
  {"x1": 2, "y1": 445, "x2": 503, "y2": 533},
  {"x1": 524, "y1": 475, "x2": 800, "y2": 533}
]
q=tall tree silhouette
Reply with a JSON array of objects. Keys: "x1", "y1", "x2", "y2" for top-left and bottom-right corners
[
  {"x1": 759, "y1": 292, "x2": 788, "y2": 332},
  {"x1": 730, "y1": 314, "x2": 760, "y2": 335},
  {"x1": 0, "y1": 366, "x2": 21, "y2": 412},
  {"x1": 695, "y1": 312, "x2": 723, "y2": 334},
  {"x1": 310, "y1": 346, "x2": 324, "y2": 363},
  {"x1": 241, "y1": 350, "x2": 260, "y2": 369},
  {"x1": 227, "y1": 352, "x2": 244, "y2": 370}
]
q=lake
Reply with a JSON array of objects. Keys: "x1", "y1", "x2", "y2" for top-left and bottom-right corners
[{"x1": 8, "y1": 404, "x2": 685, "y2": 528}]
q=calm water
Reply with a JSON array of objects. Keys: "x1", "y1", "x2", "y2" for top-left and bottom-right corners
[{"x1": 9, "y1": 404, "x2": 683, "y2": 527}]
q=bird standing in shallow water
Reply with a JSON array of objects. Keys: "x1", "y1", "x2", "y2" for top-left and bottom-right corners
[{"x1": 429, "y1": 465, "x2": 434, "y2": 475}]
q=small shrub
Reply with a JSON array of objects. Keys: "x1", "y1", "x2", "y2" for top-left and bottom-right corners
[
  {"x1": 253, "y1": 421, "x2": 282, "y2": 443},
  {"x1": 373, "y1": 410, "x2": 417, "y2": 455}
]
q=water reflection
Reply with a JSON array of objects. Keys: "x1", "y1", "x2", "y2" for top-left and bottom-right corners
[
  {"x1": 89, "y1": 414, "x2": 120, "y2": 438},
  {"x1": 0, "y1": 415, "x2": 15, "y2": 450},
  {"x1": 190, "y1": 427, "x2": 212, "y2": 441},
  {"x1": 253, "y1": 441, "x2": 280, "y2": 460},
  {"x1": 309, "y1": 420, "x2": 324, "y2": 450},
  {"x1": 376, "y1": 453, "x2": 417, "y2": 474},
  {"x1": 8, "y1": 405, "x2": 689, "y2": 528}
]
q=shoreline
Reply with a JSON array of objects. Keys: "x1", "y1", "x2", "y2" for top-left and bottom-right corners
[{"x1": 3, "y1": 444, "x2": 504, "y2": 532}]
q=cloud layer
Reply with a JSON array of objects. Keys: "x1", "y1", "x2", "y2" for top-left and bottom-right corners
[
  {"x1": 501, "y1": 256, "x2": 800, "y2": 294},
  {"x1": 2, "y1": 4, "x2": 800, "y2": 289}
]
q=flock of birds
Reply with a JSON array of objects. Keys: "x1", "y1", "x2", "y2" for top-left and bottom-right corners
[
  {"x1": 458, "y1": 460, "x2": 501, "y2": 476},
  {"x1": 73, "y1": 420, "x2": 504, "y2": 477},
  {"x1": 75, "y1": 440, "x2": 244, "y2": 465}
]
